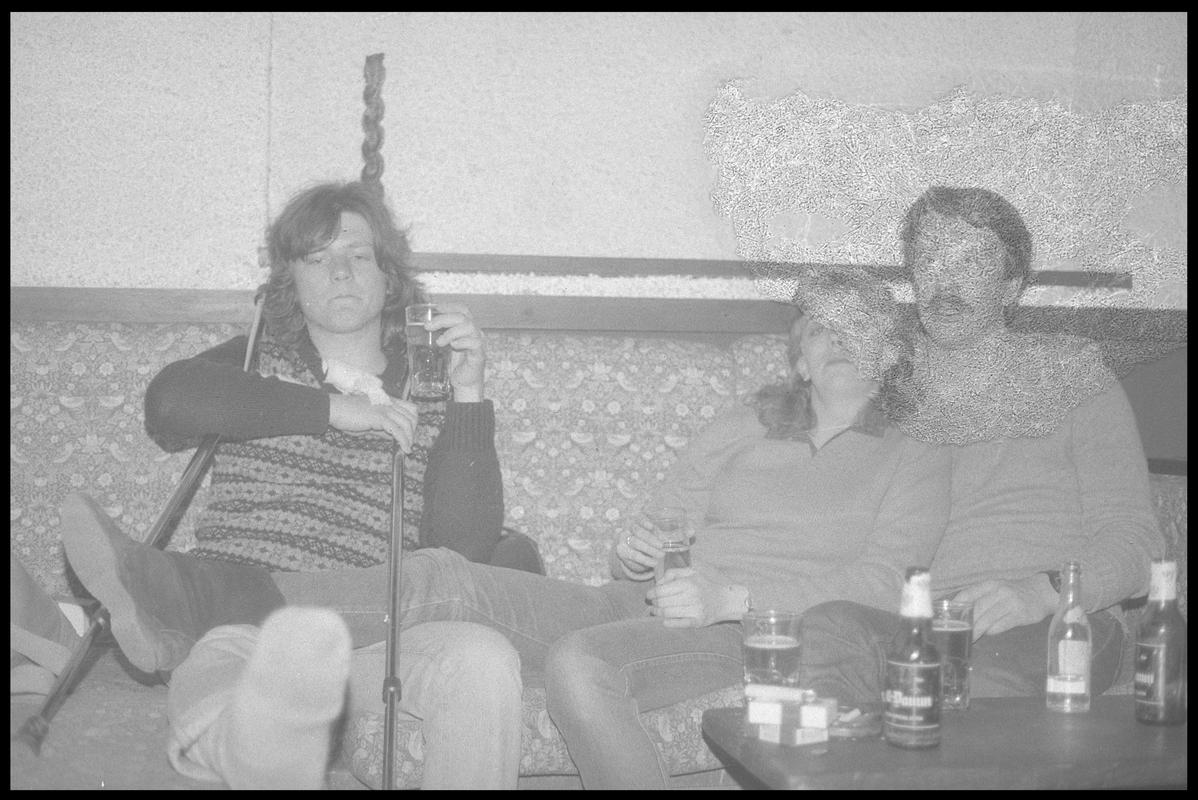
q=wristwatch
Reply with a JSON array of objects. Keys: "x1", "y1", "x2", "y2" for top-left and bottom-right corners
[{"x1": 1042, "y1": 570, "x2": 1062, "y2": 593}]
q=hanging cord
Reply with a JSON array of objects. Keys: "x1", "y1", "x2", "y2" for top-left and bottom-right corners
[{"x1": 361, "y1": 53, "x2": 386, "y2": 196}]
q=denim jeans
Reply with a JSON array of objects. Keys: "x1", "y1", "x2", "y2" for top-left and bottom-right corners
[
  {"x1": 798, "y1": 600, "x2": 1124, "y2": 707},
  {"x1": 271, "y1": 547, "x2": 651, "y2": 679},
  {"x1": 272, "y1": 548, "x2": 743, "y2": 788},
  {"x1": 169, "y1": 546, "x2": 565, "y2": 789},
  {"x1": 166, "y1": 616, "x2": 523, "y2": 790},
  {"x1": 543, "y1": 617, "x2": 744, "y2": 789}
]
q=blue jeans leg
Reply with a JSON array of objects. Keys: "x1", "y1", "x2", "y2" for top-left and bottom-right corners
[
  {"x1": 543, "y1": 617, "x2": 743, "y2": 789},
  {"x1": 272, "y1": 547, "x2": 649, "y2": 676}
]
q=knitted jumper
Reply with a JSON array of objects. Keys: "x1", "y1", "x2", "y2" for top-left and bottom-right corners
[
  {"x1": 143, "y1": 332, "x2": 502, "y2": 572},
  {"x1": 929, "y1": 381, "x2": 1165, "y2": 611},
  {"x1": 645, "y1": 400, "x2": 952, "y2": 614}
]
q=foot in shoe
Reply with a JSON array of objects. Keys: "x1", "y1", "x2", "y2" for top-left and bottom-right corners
[
  {"x1": 225, "y1": 607, "x2": 352, "y2": 789},
  {"x1": 58, "y1": 492, "x2": 190, "y2": 673}
]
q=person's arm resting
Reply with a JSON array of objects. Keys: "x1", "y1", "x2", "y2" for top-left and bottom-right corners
[
  {"x1": 144, "y1": 336, "x2": 329, "y2": 452},
  {"x1": 1069, "y1": 385, "x2": 1166, "y2": 610}
]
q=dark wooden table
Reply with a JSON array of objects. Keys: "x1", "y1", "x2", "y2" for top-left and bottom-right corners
[{"x1": 702, "y1": 695, "x2": 1186, "y2": 790}]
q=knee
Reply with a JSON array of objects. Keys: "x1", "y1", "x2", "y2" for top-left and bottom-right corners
[
  {"x1": 798, "y1": 600, "x2": 889, "y2": 670},
  {"x1": 801, "y1": 601, "x2": 873, "y2": 641},
  {"x1": 407, "y1": 546, "x2": 473, "y2": 592},
  {"x1": 544, "y1": 633, "x2": 622, "y2": 715},
  {"x1": 438, "y1": 626, "x2": 522, "y2": 704},
  {"x1": 408, "y1": 545, "x2": 466, "y2": 573}
]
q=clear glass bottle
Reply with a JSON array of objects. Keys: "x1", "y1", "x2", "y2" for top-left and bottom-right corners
[
  {"x1": 883, "y1": 567, "x2": 941, "y2": 748},
  {"x1": 1046, "y1": 560, "x2": 1091, "y2": 713},
  {"x1": 1134, "y1": 559, "x2": 1187, "y2": 725}
]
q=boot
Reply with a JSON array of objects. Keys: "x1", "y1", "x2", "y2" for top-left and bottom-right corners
[{"x1": 59, "y1": 492, "x2": 286, "y2": 674}]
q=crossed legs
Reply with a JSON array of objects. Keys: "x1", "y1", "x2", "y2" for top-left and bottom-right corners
[{"x1": 58, "y1": 492, "x2": 525, "y2": 789}]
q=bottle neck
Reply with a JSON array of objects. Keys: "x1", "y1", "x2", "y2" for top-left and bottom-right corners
[
  {"x1": 900, "y1": 615, "x2": 932, "y2": 636},
  {"x1": 1060, "y1": 563, "x2": 1083, "y2": 608}
]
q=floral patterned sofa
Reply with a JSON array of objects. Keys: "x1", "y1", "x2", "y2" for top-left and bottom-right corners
[{"x1": 10, "y1": 318, "x2": 1187, "y2": 790}]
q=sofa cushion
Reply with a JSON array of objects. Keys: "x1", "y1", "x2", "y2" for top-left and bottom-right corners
[
  {"x1": 10, "y1": 322, "x2": 241, "y2": 597},
  {"x1": 486, "y1": 333, "x2": 738, "y2": 585},
  {"x1": 346, "y1": 683, "x2": 744, "y2": 789}
]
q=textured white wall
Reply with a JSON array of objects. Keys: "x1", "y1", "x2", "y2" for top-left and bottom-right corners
[{"x1": 10, "y1": 11, "x2": 1187, "y2": 291}]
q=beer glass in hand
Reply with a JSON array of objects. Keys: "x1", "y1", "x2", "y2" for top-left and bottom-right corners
[
  {"x1": 405, "y1": 303, "x2": 450, "y2": 400},
  {"x1": 646, "y1": 507, "x2": 690, "y2": 584}
]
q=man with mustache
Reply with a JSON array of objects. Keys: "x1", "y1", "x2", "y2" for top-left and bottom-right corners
[{"x1": 798, "y1": 186, "x2": 1164, "y2": 718}]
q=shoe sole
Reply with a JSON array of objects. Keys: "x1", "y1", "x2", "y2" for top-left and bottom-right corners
[{"x1": 59, "y1": 492, "x2": 175, "y2": 673}]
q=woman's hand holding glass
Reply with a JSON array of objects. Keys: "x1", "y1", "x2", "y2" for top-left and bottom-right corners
[{"x1": 614, "y1": 516, "x2": 665, "y2": 580}]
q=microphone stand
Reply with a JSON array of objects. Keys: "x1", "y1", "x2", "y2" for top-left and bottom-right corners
[{"x1": 381, "y1": 375, "x2": 412, "y2": 791}]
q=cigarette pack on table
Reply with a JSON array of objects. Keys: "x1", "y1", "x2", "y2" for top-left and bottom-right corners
[
  {"x1": 744, "y1": 684, "x2": 836, "y2": 747},
  {"x1": 744, "y1": 684, "x2": 838, "y2": 729}
]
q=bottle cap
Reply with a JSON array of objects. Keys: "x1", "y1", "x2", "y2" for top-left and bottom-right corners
[
  {"x1": 900, "y1": 568, "x2": 932, "y2": 618},
  {"x1": 1149, "y1": 559, "x2": 1177, "y2": 602}
]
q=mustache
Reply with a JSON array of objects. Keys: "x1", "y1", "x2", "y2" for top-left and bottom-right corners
[{"x1": 924, "y1": 295, "x2": 970, "y2": 315}]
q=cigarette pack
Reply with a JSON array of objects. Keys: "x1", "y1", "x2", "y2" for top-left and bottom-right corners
[
  {"x1": 744, "y1": 684, "x2": 836, "y2": 747},
  {"x1": 749, "y1": 720, "x2": 830, "y2": 747},
  {"x1": 744, "y1": 684, "x2": 838, "y2": 729}
]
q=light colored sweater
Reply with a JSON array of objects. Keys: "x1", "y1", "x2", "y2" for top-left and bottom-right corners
[
  {"x1": 646, "y1": 402, "x2": 951, "y2": 614},
  {"x1": 930, "y1": 382, "x2": 1165, "y2": 611}
]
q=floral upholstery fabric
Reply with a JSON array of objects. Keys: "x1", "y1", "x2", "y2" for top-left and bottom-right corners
[
  {"x1": 347, "y1": 684, "x2": 746, "y2": 790},
  {"x1": 9, "y1": 321, "x2": 1186, "y2": 789},
  {"x1": 11, "y1": 322, "x2": 241, "y2": 598},
  {"x1": 486, "y1": 333, "x2": 743, "y2": 586}
]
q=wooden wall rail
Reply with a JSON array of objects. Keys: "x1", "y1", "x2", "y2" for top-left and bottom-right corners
[
  {"x1": 10, "y1": 286, "x2": 796, "y2": 334},
  {"x1": 11, "y1": 283, "x2": 1185, "y2": 341},
  {"x1": 9, "y1": 280, "x2": 1187, "y2": 475}
]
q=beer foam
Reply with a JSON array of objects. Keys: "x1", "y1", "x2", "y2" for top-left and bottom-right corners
[
  {"x1": 744, "y1": 634, "x2": 800, "y2": 649},
  {"x1": 931, "y1": 620, "x2": 971, "y2": 631}
]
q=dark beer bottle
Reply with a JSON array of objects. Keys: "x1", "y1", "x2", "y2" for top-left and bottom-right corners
[
  {"x1": 883, "y1": 567, "x2": 941, "y2": 749},
  {"x1": 1134, "y1": 559, "x2": 1187, "y2": 725}
]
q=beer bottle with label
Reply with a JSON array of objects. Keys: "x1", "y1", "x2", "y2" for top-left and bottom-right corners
[
  {"x1": 883, "y1": 567, "x2": 941, "y2": 749},
  {"x1": 1134, "y1": 559, "x2": 1187, "y2": 725},
  {"x1": 1046, "y1": 560, "x2": 1091, "y2": 713}
]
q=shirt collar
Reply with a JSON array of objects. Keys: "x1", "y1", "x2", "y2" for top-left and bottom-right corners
[
  {"x1": 763, "y1": 396, "x2": 889, "y2": 442},
  {"x1": 297, "y1": 330, "x2": 409, "y2": 399}
]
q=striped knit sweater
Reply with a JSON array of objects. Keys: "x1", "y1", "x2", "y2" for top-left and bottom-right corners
[{"x1": 143, "y1": 331, "x2": 503, "y2": 571}]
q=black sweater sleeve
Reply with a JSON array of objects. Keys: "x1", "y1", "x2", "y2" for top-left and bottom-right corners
[
  {"x1": 144, "y1": 335, "x2": 330, "y2": 452},
  {"x1": 419, "y1": 400, "x2": 504, "y2": 563}
]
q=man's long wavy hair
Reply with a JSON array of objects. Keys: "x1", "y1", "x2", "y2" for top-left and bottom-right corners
[{"x1": 257, "y1": 181, "x2": 425, "y2": 361}]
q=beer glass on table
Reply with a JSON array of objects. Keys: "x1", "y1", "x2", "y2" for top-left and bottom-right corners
[
  {"x1": 932, "y1": 599, "x2": 974, "y2": 710},
  {"x1": 742, "y1": 609, "x2": 802, "y2": 687}
]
